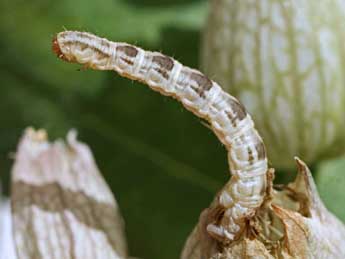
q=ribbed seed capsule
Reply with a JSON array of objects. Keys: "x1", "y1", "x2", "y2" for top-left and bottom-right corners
[
  {"x1": 52, "y1": 31, "x2": 268, "y2": 241},
  {"x1": 203, "y1": 0, "x2": 345, "y2": 169}
]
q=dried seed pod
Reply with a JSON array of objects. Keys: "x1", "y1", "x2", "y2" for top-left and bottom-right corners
[
  {"x1": 202, "y1": 0, "x2": 345, "y2": 169},
  {"x1": 52, "y1": 30, "x2": 268, "y2": 242},
  {"x1": 11, "y1": 128, "x2": 127, "y2": 259},
  {"x1": 181, "y1": 158, "x2": 345, "y2": 258}
]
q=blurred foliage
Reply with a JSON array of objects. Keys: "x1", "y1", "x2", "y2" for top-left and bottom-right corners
[
  {"x1": 0, "y1": 0, "x2": 344, "y2": 258},
  {"x1": 317, "y1": 157, "x2": 345, "y2": 221}
]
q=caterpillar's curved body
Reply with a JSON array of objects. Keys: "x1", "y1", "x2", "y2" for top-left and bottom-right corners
[{"x1": 53, "y1": 31, "x2": 268, "y2": 242}]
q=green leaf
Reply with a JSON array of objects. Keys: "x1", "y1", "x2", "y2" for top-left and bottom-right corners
[{"x1": 316, "y1": 157, "x2": 345, "y2": 222}]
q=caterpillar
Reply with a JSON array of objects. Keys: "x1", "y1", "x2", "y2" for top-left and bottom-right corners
[{"x1": 52, "y1": 31, "x2": 268, "y2": 243}]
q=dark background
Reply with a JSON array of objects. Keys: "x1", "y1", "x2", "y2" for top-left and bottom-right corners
[{"x1": 0, "y1": 0, "x2": 344, "y2": 258}]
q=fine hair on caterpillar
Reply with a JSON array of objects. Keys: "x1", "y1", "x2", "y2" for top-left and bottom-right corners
[{"x1": 52, "y1": 31, "x2": 268, "y2": 243}]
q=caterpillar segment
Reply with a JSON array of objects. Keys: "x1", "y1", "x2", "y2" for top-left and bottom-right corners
[{"x1": 52, "y1": 31, "x2": 268, "y2": 242}]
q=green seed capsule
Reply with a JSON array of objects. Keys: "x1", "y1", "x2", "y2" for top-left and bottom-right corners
[{"x1": 202, "y1": 0, "x2": 345, "y2": 169}]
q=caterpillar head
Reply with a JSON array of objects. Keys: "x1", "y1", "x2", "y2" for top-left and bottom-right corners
[{"x1": 52, "y1": 31, "x2": 112, "y2": 69}]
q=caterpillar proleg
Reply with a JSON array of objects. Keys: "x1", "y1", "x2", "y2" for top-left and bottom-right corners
[{"x1": 52, "y1": 31, "x2": 268, "y2": 242}]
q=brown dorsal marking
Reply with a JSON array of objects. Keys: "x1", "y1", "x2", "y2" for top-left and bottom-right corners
[
  {"x1": 117, "y1": 45, "x2": 137, "y2": 66},
  {"x1": 255, "y1": 142, "x2": 266, "y2": 160},
  {"x1": 152, "y1": 55, "x2": 174, "y2": 80},
  {"x1": 63, "y1": 41, "x2": 111, "y2": 62},
  {"x1": 120, "y1": 58, "x2": 134, "y2": 65},
  {"x1": 225, "y1": 111, "x2": 238, "y2": 127},
  {"x1": 153, "y1": 55, "x2": 174, "y2": 70},
  {"x1": 247, "y1": 146, "x2": 254, "y2": 165},
  {"x1": 226, "y1": 99, "x2": 247, "y2": 126},
  {"x1": 229, "y1": 99, "x2": 247, "y2": 121},
  {"x1": 100, "y1": 39, "x2": 111, "y2": 49},
  {"x1": 75, "y1": 32, "x2": 94, "y2": 41},
  {"x1": 117, "y1": 45, "x2": 138, "y2": 57},
  {"x1": 190, "y1": 72, "x2": 213, "y2": 98}
]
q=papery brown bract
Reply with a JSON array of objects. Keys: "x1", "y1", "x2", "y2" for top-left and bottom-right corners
[
  {"x1": 11, "y1": 128, "x2": 127, "y2": 259},
  {"x1": 181, "y1": 158, "x2": 345, "y2": 259}
]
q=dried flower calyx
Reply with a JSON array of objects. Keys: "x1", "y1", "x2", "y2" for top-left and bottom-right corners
[{"x1": 182, "y1": 158, "x2": 345, "y2": 259}]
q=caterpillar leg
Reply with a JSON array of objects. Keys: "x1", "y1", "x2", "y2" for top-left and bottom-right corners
[{"x1": 207, "y1": 224, "x2": 235, "y2": 242}]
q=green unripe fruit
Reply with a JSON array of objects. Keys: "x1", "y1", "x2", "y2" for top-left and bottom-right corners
[{"x1": 202, "y1": 0, "x2": 345, "y2": 169}]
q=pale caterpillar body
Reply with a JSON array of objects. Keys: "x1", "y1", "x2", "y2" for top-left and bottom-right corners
[{"x1": 53, "y1": 31, "x2": 268, "y2": 242}]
